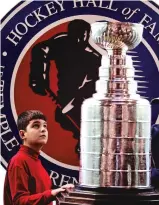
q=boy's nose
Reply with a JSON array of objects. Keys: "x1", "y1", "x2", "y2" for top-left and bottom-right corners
[{"x1": 41, "y1": 126, "x2": 47, "y2": 132}]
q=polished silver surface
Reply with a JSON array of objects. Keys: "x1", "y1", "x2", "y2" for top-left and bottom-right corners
[
  {"x1": 91, "y1": 21, "x2": 144, "y2": 50},
  {"x1": 79, "y1": 22, "x2": 151, "y2": 188}
]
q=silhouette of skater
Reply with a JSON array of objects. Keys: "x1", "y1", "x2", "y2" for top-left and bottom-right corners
[{"x1": 29, "y1": 19, "x2": 101, "y2": 155}]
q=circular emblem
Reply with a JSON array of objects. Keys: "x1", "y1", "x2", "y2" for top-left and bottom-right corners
[{"x1": 1, "y1": 0, "x2": 159, "y2": 186}]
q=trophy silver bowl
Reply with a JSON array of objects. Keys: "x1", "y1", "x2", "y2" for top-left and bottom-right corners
[
  {"x1": 79, "y1": 22, "x2": 151, "y2": 188},
  {"x1": 91, "y1": 21, "x2": 143, "y2": 51}
]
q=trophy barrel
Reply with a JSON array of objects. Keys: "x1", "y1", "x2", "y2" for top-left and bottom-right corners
[{"x1": 80, "y1": 97, "x2": 151, "y2": 188}]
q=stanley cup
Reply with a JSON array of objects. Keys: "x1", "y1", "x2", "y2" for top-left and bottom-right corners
[{"x1": 79, "y1": 22, "x2": 151, "y2": 188}]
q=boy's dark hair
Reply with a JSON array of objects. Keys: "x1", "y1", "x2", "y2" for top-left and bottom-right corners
[{"x1": 17, "y1": 110, "x2": 47, "y2": 131}]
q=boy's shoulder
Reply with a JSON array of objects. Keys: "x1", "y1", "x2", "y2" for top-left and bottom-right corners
[{"x1": 8, "y1": 151, "x2": 28, "y2": 169}]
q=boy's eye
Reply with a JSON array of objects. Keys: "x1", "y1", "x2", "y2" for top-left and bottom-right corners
[
  {"x1": 33, "y1": 124, "x2": 39, "y2": 128},
  {"x1": 44, "y1": 124, "x2": 47, "y2": 128}
]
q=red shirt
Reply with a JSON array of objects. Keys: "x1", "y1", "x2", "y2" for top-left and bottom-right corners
[{"x1": 4, "y1": 145, "x2": 54, "y2": 205}]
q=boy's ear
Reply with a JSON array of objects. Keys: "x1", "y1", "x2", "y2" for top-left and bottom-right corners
[{"x1": 19, "y1": 130, "x2": 26, "y2": 140}]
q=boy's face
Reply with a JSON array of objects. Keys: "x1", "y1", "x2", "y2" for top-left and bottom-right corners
[{"x1": 20, "y1": 119, "x2": 48, "y2": 146}]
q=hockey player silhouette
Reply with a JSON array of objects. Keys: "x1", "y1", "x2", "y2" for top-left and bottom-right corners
[{"x1": 29, "y1": 19, "x2": 101, "y2": 155}]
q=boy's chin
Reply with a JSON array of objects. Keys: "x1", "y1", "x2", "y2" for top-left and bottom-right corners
[{"x1": 37, "y1": 139, "x2": 48, "y2": 145}]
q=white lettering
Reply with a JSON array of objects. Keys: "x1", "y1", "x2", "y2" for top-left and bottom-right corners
[
  {"x1": 15, "y1": 22, "x2": 28, "y2": 35},
  {"x1": 49, "y1": 170, "x2": 78, "y2": 187},
  {"x1": 2, "y1": 136, "x2": 19, "y2": 152},
  {"x1": 145, "y1": 22, "x2": 156, "y2": 35},
  {"x1": 33, "y1": 7, "x2": 48, "y2": 22},
  {"x1": 0, "y1": 80, "x2": 4, "y2": 92},
  {"x1": 154, "y1": 33, "x2": 159, "y2": 43},
  {"x1": 122, "y1": 7, "x2": 140, "y2": 20},
  {"x1": 122, "y1": 7, "x2": 131, "y2": 16},
  {"x1": 99, "y1": 0, "x2": 118, "y2": 11},
  {"x1": 0, "y1": 115, "x2": 19, "y2": 151},
  {"x1": 45, "y1": 2, "x2": 58, "y2": 16},
  {"x1": 59, "y1": 174, "x2": 71, "y2": 186},
  {"x1": 72, "y1": 177, "x2": 78, "y2": 184},
  {"x1": 25, "y1": 14, "x2": 38, "y2": 28},
  {"x1": 50, "y1": 170, "x2": 60, "y2": 186},
  {"x1": 86, "y1": 0, "x2": 97, "y2": 7},
  {"x1": 6, "y1": 30, "x2": 22, "y2": 46},
  {"x1": 0, "y1": 80, "x2": 4, "y2": 104},
  {"x1": 73, "y1": 0, "x2": 84, "y2": 8},
  {"x1": 54, "y1": 0, "x2": 65, "y2": 11},
  {"x1": 0, "y1": 115, "x2": 11, "y2": 134},
  {"x1": 139, "y1": 13, "x2": 152, "y2": 25}
]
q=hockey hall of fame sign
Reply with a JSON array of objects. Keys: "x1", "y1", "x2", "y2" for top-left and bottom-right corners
[{"x1": 1, "y1": 0, "x2": 159, "y2": 187}]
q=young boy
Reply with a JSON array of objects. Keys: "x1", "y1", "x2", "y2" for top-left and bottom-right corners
[{"x1": 4, "y1": 110, "x2": 74, "y2": 205}]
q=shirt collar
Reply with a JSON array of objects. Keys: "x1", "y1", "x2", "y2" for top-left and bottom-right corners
[{"x1": 20, "y1": 145, "x2": 40, "y2": 160}]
